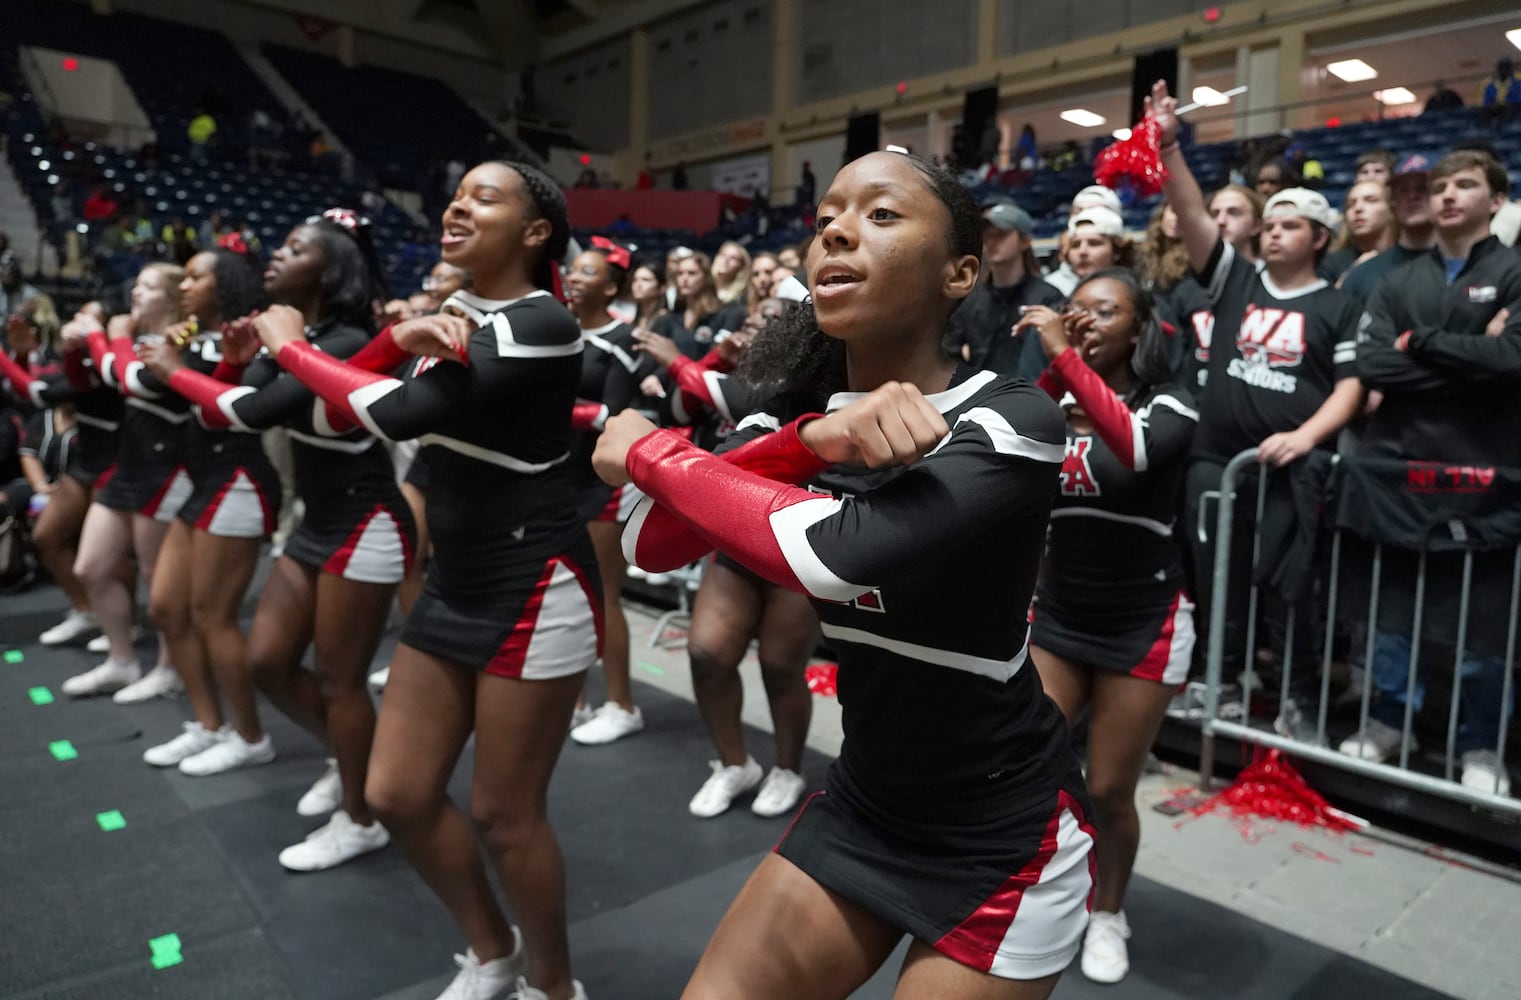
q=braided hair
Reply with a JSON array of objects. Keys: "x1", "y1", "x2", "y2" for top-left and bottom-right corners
[{"x1": 498, "y1": 161, "x2": 571, "y2": 296}]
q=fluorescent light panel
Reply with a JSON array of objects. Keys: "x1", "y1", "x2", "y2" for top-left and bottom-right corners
[
  {"x1": 1111, "y1": 127, "x2": 1132, "y2": 140},
  {"x1": 1060, "y1": 108, "x2": 1106, "y2": 128},
  {"x1": 1376, "y1": 87, "x2": 1416, "y2": 105},
  {"x1": 1327, "y1": 58, "x2": 1378, "y2": 82},
  {"x1": 1508, "y1": 28, "x2": 1521, "y2": 51}
]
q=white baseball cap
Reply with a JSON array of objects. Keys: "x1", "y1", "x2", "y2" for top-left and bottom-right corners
[
  {"x1": 1067, "y1": 206, "x2": 1126, "y2": 238},
  {"x1": 1263, "y1": 188, "x2": 1334, "y2": 229},
  {"x1": 1073, "y1": 184, "x2": 1124, "y2": 214}
]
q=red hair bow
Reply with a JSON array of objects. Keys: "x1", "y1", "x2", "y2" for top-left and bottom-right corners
[
  {"x1": 590, "y1": 236, "x2": 631, "y2": 270},
  {"x1": 308, "y1": 208, "x2": 369, "y2": 234},
  {"x1": 218, "y1": 232, "x2": 250, "y2": 255},
  {"x1": 1093, "y1": 112, "x2": 1169, "y2": 197}
]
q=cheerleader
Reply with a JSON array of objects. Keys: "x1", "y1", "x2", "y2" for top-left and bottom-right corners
[
  {"x1": 595, "y1": 150, "x2": 1092, "y2": 1000},
  {"x1": 131, "y1": 242, "x2": 278, "y2": 763},
  {"x1": 1021, "y1": 269, "x2": 1197, "y2": 983},
  {"x1": 61, "y1": 264, "x2": 188, "y2": 698},
  {"x1": 631, "y1": 301, "x2": 820, "y2": 819},
  {"x1": 0, "y1": 301, "x2": 116, "y2": 643},
  {"x1": 564, "y1": 238, "x2": 655, "y2": 746},
  {"x1": 145, "y1": 211, "x2": 412, "y2": 876},
  {"x1": 254, "y1": 162, "x2": 596, "y2": 1000}
]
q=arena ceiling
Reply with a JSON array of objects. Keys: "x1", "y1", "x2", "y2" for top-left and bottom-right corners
[{"x1": 231, "y1": 0, "x2": 709, "y2": 64}]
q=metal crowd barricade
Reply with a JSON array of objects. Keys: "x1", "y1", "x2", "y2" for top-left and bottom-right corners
[{"x1": 1196, "y1": 448, "x2": 1521, "y2": 818}]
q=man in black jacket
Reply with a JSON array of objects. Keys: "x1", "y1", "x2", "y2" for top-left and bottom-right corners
[
  {"x1": 1349, "y1": 149, "x2": 1521, "y2": 795},
  {"x1": 944, "y1": 199, "x2": 1065, "y2": 379}
]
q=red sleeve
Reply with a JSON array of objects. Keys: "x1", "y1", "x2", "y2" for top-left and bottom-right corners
[
  {"x1": 572, "y1": 401, "x2": 609, "y2": 431},
  {"x1": 346, "y1": 325, "x2": 413, "y2": 374},
  {"x1": 211, "y1": 360, "x2": 246, "y2": 384},
  {"x1": 63, "y1": 348, "x2": 92, "y2": 390},
  {"x1": 86, "y1": 330, "x2": 114, "y2": 387},
  {"x1": 0, "y1": 350, "x2": 35, "y2": 393},
  {"x1": 273, "y1": 341, "x2": 394, "y2": 428},
  {"x1": 623, "y1": 418, "x2": 829, "y2": 572},
  {"x1": 1047, "y1": 348, "x2": 1141, "y2": 468},
  {"x1": 698, "y1": 348, "x2": 732, "y2": 373},
  {"x1": 166, "y1": 367, "x2": 241, "y2": 429},
  {"x1": 107, "y1": 336, "x2": 138, "y2": 394},
  {"x1": 667, "y1": 354, "x2": 717, "y2": 411}
]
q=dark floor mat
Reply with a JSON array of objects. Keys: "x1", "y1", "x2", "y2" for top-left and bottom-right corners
[
  {"x1": 0, "y1": 584, "x2": 1461, "y2": 999},
  {"x1": 11, "y1": 928, "x2": 296, "y2": 1000}
]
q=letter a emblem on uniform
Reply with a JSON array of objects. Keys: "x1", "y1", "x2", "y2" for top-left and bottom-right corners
[
  {"x1": 1060, "y1": 437, "x2": 1100, "y2": 496},
  {"x1": 852, "y1": 589, "x2": 887, "y2": 613}
]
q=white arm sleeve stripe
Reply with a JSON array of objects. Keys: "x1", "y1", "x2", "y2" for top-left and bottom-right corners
[
  {"x1": 621, "y1": 495, "x2": 658, "y2": 568},
  {"x1": 702, "y1": 371, "x2": 735, "y2": 424},
  {"x1": 347, "y1": 378, "x2": 405, "y2": 441},
  {"x1": 770, "y1": 496, "x2": 872, "y2": 602},
  {"x1": 953, "y1": 407, "x2": 1066, "y2": 464},
  {"x1": 215, "y1": 386, "x2": 259, "y2": 431},
  {"x1": 123, "y1": 362, "x2": 163, "y2": 399}
]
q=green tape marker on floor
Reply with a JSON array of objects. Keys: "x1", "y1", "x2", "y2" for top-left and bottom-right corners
[
  {"x1": 3, "y1": 649, "x2": 23, "y2": 664},
  {"x1": 148, "y1": 933, "x2": 182, "y2": 969},
  {"x1": 49, "y1": 740, "x2": 78, "y2": 761},
  {"x1": 635, "y1": 661, "x2": 665, "y2": 676},
  {"x1": 97, "y1": 810, "x2": 126, "y2": 832},
  {"x1": 28, "y1": 687, "x2": 54, "y2": 705}
]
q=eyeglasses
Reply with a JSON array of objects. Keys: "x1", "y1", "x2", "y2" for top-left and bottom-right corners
[{"x1": 1068, "y1": 305, "x2": 1132, "y2": 323}]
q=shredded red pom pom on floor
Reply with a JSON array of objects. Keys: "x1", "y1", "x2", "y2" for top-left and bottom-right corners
[
  {"x1": 1192, "y1": 748, "x2": 1363, "y2": 833},
  {"x1": 804, "y1": 662, "x2": 838, "y2": 696}
]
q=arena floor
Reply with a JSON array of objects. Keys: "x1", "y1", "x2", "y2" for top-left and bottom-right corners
[{"x1": 2, "y1": 573, "x2": 1514, "y2": 1000}]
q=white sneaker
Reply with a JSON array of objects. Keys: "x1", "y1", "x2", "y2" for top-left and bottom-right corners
[
  {"x1": 688, "y1": 757, "x2": 763, "y2": 818},
  {"x1": 1081, "y1": 910, "x2": 1131, "y2": 983},
  {"x1": 144, "y1": 722, "x2": 224, "y2": 767},
  {"x1": 1461, "y1": 750, "x2": 1512, "y2": 797},
  {"x1": 88, "y1": 625, "x2": 144, "y2": 654},
  {"x1": 39, "y1": 609, "x2": 99, "y2": 646},
  {"x1": 751, "y1": 767, "x2": 806, "y2": 817},
  {"x1": 1337, "y1": 718, "x2": 1408, "y2": 762},
  {"x1": 297, "y1": 759, "x2": 343, "y2": 816},
  {"x1": 113, "y1": 663, "x2": 183, "y2": 703},
  {"x1": 569, "y1": 703, "x2": 644, "y2": 746},
  {"x1": 278, "y1": 809, "x2": 389, "y2": 871},
  {"x1": 368, "y1": 666, "x2": 389, "y2": 690},
  {"x1": 61, "y1": 658, "x2": 141, "y2": 697},
  {"x1": 508, "y1": 976, "x2": 588, "y2": 1000},
  {"x1": 435, "y1": 930, "x2": 525, "y2": 1000},
  {"x1": 569, "y1": 704, "x2": 595, "y2": 731},
  {"x1": 179, "y1": 731, "x2": 276, "y2": 776}
]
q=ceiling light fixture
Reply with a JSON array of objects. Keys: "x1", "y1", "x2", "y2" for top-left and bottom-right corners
[
  {"x1": 1375, "y1": 87, "x2": 1416, "y2": 105},
  {"x1": 1060, "y1": 108, "x2": 1106, "y2": 128},
  {"x1": 1327, "y1": 58, "x2": 1378, "y2": 82}
]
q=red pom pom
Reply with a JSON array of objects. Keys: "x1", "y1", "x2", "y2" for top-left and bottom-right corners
[
  {"x1": 804, "y1": 662, "x2": 838, "y2": 697},
  {"x1": 1092, "y1": 113, "x2": 1168, "y2": 197},
  {"x1": 1193, "y1": 749, "x2": 1362, "y2": 834}
]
